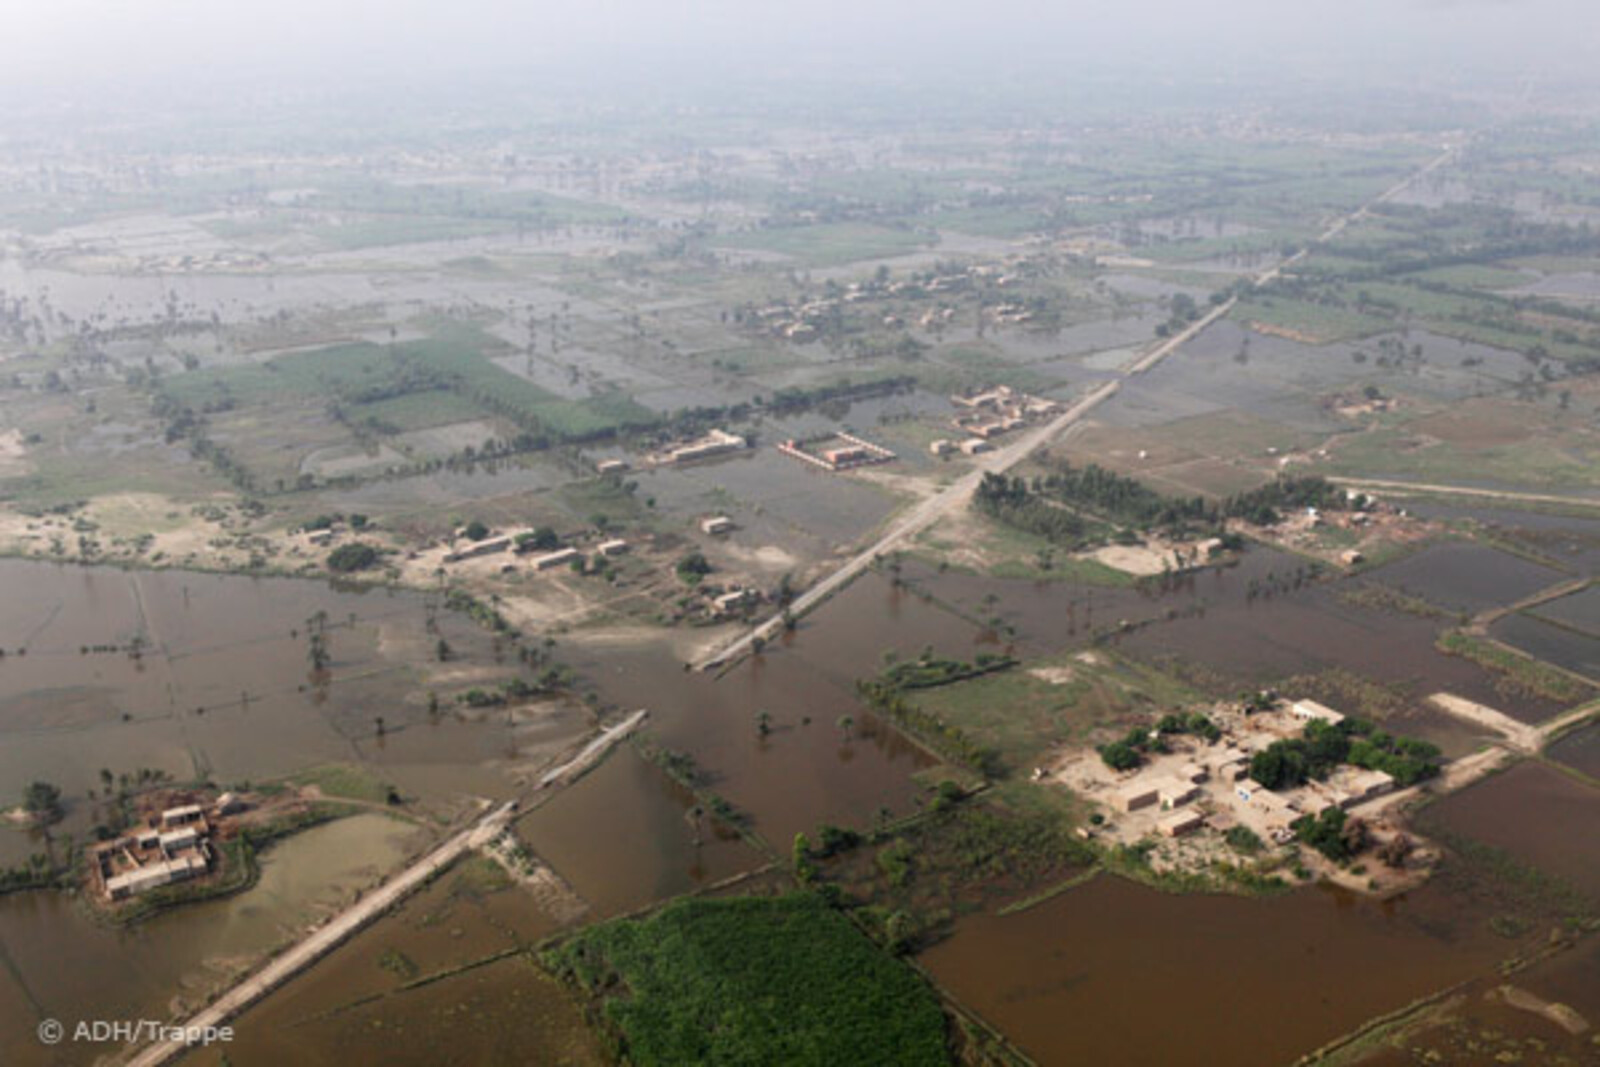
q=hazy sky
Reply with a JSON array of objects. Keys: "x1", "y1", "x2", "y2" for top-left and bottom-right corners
[{"x1": 5, "y1": 0, "x2": 1597, "y2": 93}]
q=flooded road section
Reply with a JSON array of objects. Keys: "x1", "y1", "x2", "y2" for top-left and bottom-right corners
[
  {"x1": 921, "y1": 876, "x2": 1509, "y2": 1067},
  {"x1": 222, "y1": 855, "x2": 602, "y2": 1067}
]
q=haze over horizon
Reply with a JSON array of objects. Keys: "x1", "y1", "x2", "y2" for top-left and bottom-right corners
[{"x1": 6, "y1": 0, "x2": 1597, "y2": 101}]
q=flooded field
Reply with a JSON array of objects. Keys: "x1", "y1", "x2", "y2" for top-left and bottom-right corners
[
  {"x1": 0, "y1": 813, "x2": 420, "y2": 1067},
  {"x1": 899, "y1": 549, "x2": 1556, "y2": 728},
  {"x1": 1546, "y1": 720, "x2": 1600, "y2": 779},
  {"x1": 1366, "y1": 541, "x2": 1568, "y2": 615},
  {"x1": 1420, "y1": 760, "x2": 1600, "y2": 898},
  {"x1": 516, "y1": 747, "x2": 759, "y2": 918},
  {"x1": 921, "y1": 875, "x2": 1509, "y2": 1067},
  {"x1": 1490, "y1": 612, "x2": 1600, "y2": 682},
  {"x1": 224, "y1": 854, "x2": 600, "y2": 1066},
  {"x1": 1528, "y1": 583, "x2": 1600, "y2": 635}
]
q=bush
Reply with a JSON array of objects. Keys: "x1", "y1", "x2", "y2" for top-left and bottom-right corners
[{"x1": 326, "y1": 542, "x2": 380, "y2": 573}]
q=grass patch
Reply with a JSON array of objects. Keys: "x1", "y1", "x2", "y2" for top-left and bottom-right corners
[
  {"x1": 287, "y1": 763, "x2": 397, "y2": 805},
  {"x1": 544, "y1": 893, "x2": 950, "y2": 1066}
]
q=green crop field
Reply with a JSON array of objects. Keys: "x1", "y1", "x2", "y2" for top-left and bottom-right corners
[{"x1": 545, "y1": 894, "x2": 951, "y2": 1067}]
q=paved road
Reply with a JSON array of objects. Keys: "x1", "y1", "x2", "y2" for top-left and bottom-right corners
[
  {"x1": 124, "y1": 800, "x2": 519, "y2": 1067},
  {"x1": 696, "y1": 380, "x2": 1121, "y2": 669},
  {"x1": 696, "y1": 142, "x2": 1462, "y2": 672}
]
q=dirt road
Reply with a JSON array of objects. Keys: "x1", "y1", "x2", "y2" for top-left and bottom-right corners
[{"x1": 1328, "y1": 476, "x2": 1600, "y2": 510}]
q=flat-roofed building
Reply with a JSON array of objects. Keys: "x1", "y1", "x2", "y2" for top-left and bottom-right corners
[
  {"x1": 1116, "y1": 784, "x2": 1160, "y2": 813},
  {"x1": 161, "y1": 804, "x2": 204, "y2": 829},
  {"x1": 1291, "y1": 699, "x2": 1345, "y2": 725},
  {"x1": 531, "y1": 547, "x2": 581, "y2": 572},
  {"x1": 1159, "y1": 810, "x2": 1205, "y2": 838}
]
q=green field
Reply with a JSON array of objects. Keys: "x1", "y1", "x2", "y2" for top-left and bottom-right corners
[{"x1": 545, "y1": 894, "x2": 950, "y2": 1067}]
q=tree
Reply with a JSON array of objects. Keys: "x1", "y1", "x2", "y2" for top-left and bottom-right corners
[
  {"x1": 463, "y1": 520, "x2": 490, "y2": 542},
  {"x1": 308, "y1": 633, "x2": 329, "y2": 672},
  {"x1": 1099, "y1": 741, "x2": 1141, "y2": 771},
  {"x1": 435, "y1": 638, "x2": 452, "y2": 662},
  {"x1": 1378, "y1": 833, "x2": 1414, "y2": 869},
  {"x1": 22, "y1": 781, "x2": 61, "y2": 822},
  {"x1": 327, "y1": 542, "x2": 380, "y2": 573},
  {"x1": 675, "y1": 552, "x2": 712, "y2": 585}
]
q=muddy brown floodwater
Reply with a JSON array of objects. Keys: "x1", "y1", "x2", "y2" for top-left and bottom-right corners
[
  {"x1": 1418, "y1": 760, "x2": 1600, "y2": 898},
  {"x1": 0, "y1": 813, "x2": 420, "y2": 1067},
  {"x1": 921, "y1": 875, "x2": 1510, "y2": 1067}
]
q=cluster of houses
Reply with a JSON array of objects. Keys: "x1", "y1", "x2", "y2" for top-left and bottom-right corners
[
  {"x1": 744, "y1": 261, "x2": 1027, "y2": 342},
  {"x1": 94, "y1": 794, "x2": 246, "y2": 902},
  {"x1": 1103, "y1": 699, "x2": 1397, "y2": 845},
  {"x1": 439, "y1": 526, "x2": 629, "y2": 574},
  {"x1": 930, "y1": 385, "x2": 1062, "y2": 458}
]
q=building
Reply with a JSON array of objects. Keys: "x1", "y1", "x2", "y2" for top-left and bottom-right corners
[
  {"x1": 214, "y1": 792, "x2": 245, "y2": 816},
  {"x1": 1159, "y1": 810, "x2": 1205, "y2": 838},
  {"x1": 701, "y1": 516, "x2": 734, "y2": 535},
  {"x1": 1116, "y1": 784, "x2": 1160, "y2": 813},
  {"x1": 929, "y1": 439, "x2": 954, "y2": 457},
  {"x1": 531, "y1": 547, "x2": 581, "y2": 572},
  {"x1": 596, "y1": 459, "x2": 629, "y2": 474},
  {"x1": 159, "y1": 827, "x2": 200, "y2": 853},
  {"x1": 596, "y1": 539, "x2": 629, "y2": 557},
  {"x1": 1291, "y1": 699, "x2": 1345, "y2": 726},
  {"x1": 1340, "y1": 549, "x2": 1365, "y2": 566},
  {"x1": 713, "y1": 589, "x2": 755, "y2": 615},
  {"x1": 161, "y1": 804, "x2": 204, "y2": 830},
  {"x1": 105, "y1": 854, "x2": 208, "y2": 902},
  {"x1": 1155, "y1": 778, "x2": 1199, "y2": 808},
  {"x1": 443, "y1": 537, "x2": 511, "y2": 564},
  {"x1": 667, "y1": 428, "x2": 747, "y2": 464},
  {"x1": 1213, "y1": 752, "x2": 1251, "y2": 782},
  {"x1": 822, "y1": 446, "x2": 873, "y2": 467},
  {"x1": 1340, "y1": 768, "x2": 1395, "y2": 805},
  {"x1": 958, "y1": 438, "x2": 992, "y2": 456},
  {"x1": 1176, "y1": 763, "x2": 1209, "y2": 785},
  {"x1": 307, "y1": 530, "x2": 334, "y2": 546}
]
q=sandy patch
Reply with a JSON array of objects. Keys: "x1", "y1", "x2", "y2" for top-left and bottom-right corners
[
  {"x1": 1496, "y1": 985, "x2": 1590, "y2": 1035},
  {"x1": 1248, "y1": 321, "x2": 1325, "y2": 344},
  {"x1": 1084, "y1": 543, "x2": 1175, "y2": 576},
  {"x1": 1028, "y1": 666, "x2": 1077, "y2": 685},
  {"x1": 720, "y1": 542, "x2": 800, "y2": 572}
]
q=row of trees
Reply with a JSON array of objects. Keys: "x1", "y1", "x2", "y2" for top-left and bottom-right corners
[
  {"x1": 975, "y1": 467, "x2": 1349, "y2": 546},
  {"x1": 1249, "y1": 718, "x2": 1442, "y2": 790}
]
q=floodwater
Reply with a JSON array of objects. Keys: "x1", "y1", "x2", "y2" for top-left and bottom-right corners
[
  {"x1": 0, "y1": 812, "x2": 420, "y2": 1067},
  {"x1": 0, "y1": 559, "x2": 580, "y2": 868},
  {"x1": 1366, "y1": 541, "x2": 1567, "y2": 615},
  {"x1": 1547, "y1": 721, "x2": 1600, "y2": 780},
  {"x1": 921, "y1": 875, "x2": 1508, "y2": 1067},
  {"x1": 1420, "y1": 760, "x2": 1600, "y2": 898},
  {"x1": 1490, "y1": 612, "x2": 1600, "y2": 683},
  {"x1": 224, "y1": 855, "x2": 601, "y2": 1066},
  {"x1": 898, "y1": 549, "x2": 1556, "y2": 726},
  {"x1": 1530, "y1": 584, "x2": 1600, "y2": 636}
]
